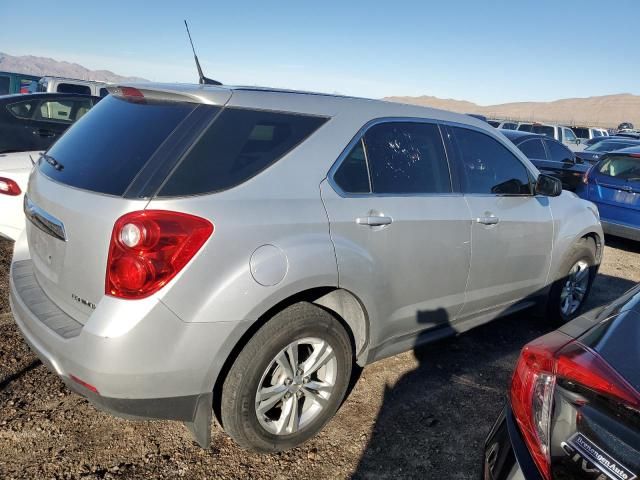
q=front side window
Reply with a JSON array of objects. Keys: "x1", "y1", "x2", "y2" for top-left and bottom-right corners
[
  {"x1": 35, "y1": 99, "x2": 76, "y2": 122},
  {"x1": 517, "y1": 138, "x2": 547, "y2": 159},
  {"x1": 363, "y1": 122, "x2": 451, "y2": 194},
  {"x1": 545, "y1": 140, "x2": 573, "y2": 163},
  {"x1": 7, "y1": 99, "x2": 37, "y2": 119},
  {"x1": 56, "y1": 83, "x2": 91, "y2": 95},
  {"x1": 450, "y1": 126, "x2": 531, "y2": 195},
  {"x1": 333, "y1": 139, "x2": 370, "y2": 193},
  {"x1": 563, "y1": 128, "x2": 577, "y2": 142},
  {"x1": 159, "y1": 108, "x2": 327, "y2": 197},
  {"x1": 597, "y1": 155, "x2": 640, "y2": 180},
  {"x1": 0, "y1": 76, "x2": 9, "y2": 95}
]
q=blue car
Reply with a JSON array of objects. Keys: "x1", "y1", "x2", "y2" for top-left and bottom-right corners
[{"x1": 578, "y1": 146, "x2": 640, "y2": 241}]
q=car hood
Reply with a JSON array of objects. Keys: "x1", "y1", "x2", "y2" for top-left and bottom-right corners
[{"x1": 0, "y1": 151, "x2": 41, "y2": 172}]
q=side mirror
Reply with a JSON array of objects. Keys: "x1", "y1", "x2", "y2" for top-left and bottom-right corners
[
  {"x1": 574, "y1": 155, "x2": 583, "y2": 164},
  {"x1": 536, "y1": 174, "x2": 562, "y2": 197}
]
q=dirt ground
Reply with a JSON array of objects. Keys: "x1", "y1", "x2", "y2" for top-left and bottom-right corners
[{"x1": 0, "y1": 236, "x2": 638, "y2": 480}]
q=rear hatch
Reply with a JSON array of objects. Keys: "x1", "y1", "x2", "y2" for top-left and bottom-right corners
[
  {"x1": 587, "y1": 153, "x2": 640, "y2": 225},
  {"x1": 550, "y1": 308, "x2": 640, "y2": 480},
  {"x1": 24, "y1": 87, "x2": 230, "y2": 323}
]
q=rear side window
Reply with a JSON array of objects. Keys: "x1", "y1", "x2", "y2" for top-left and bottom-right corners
[
  {"x1": 573, "y1": 127, "x2": 589, "y2": 139},
  {"x1": 7, "y1": 99, "x2": 37, "y2": 119},
  {"x1": 41, "y1": 95, "x2": 196, "y2": 196},
  {"x1": 545, "y1": 140, "x2": 573, "y2": 163},
  {"x1": 517, "y1": 138, "x2": 547, "y2": 159},
  {"x1": 35, "y1": 98, "x2": 93, "y2": 122},
  {"x1": 57, "y1": 83, "x2": 91, "y2": 95},
  {"x1": 363, "y1": 122, "x2": 451, "y2": 194},
  {"x1": 333, "y1": 139, "x2": 370, "y2": 193},
  {"x1": 159, "y1": 108, "x2": 327, "y2": 197},
  {"x1": 450, "y1": 126, "x2": 531, "y2": 195}
]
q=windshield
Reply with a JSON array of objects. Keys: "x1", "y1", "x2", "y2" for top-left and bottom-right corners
[
  {"x1": 585, "y1": 141, "x2": 635, "y2": 152},
  {"x1": 597, "y1": 155, "x2": 640, "y2": 180}
]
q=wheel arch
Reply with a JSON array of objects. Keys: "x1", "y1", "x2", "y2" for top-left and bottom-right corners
[{"x1": 211, "y1": 286, "x2": 370, "y2": 422}]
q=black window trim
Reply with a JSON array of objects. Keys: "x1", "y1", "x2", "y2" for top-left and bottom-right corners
[{"x1": 327, "y1": 117, "x2": 459, "y2": 198}]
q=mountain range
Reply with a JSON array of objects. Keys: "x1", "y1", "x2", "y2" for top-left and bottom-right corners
[
  {"x1": 2, "y1": 52, "x2": 636, "y2": 128},
  {"x1": 0, "y1": 52, "x2": 147, "y2": 83}
]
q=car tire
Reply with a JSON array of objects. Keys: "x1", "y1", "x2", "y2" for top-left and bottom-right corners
[
  {"x1": 220, "y1": 302, "x2": 353, "y2": 452},
  {"x1": 547, "y1": 237, "x2": 597, "y2": 324}
]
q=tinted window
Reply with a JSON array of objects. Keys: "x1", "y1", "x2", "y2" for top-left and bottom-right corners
[
  {"x1": 597, "y1": 155, "x2": 640, "y2": 180},
  {"x1": 333, "y1": 139, "x2": 370, "y2": 193},
  {"x1": 99, "y1": 88, "x2": 109, "y2": 97},
  {"x1": 502, "y1": 122, "x2": 518, "y2": 130},
  {"x1": 517, "y1": 138, "x2": 547, "y2": 159},
  {"x1": 545, "y1": 140, "x2": 573, "y2": 162},
  {"x1": 56, "y1": 83, "x2": 91, "y2": 95},
  {"x1": 35, "y1": 99, "x2": 93, "y2": 122},
  {"x1": 0, "y1": 76, "x2": 9, "y2": 95},
  {"x1": 7, "y1": 100, "x2": 37, "y2": 119},
  {"x1": 41, "y1": 95, "x2": 195, "y2": 196},
  {"x1": 159, "y1": 108, "x2": 327, "y2": 196},
  {"x1": 531, "y1": 125, "x2": 555, "y2": 138},
  {"x1": 363, "y1": 122, "x2": 451, "y2": 194},
  {"x1": 592, "y1": 130, "x2": 602, "y2": 137},
  {"x1": 573, "y1": 127, "x2": 589, "y2": 139},
  {"x1": 518, "y1": 123, "x2": 533, "y2": 132},
  {"x1": 450, "y1": 126, "x2": 531, "y2": 195},
  {"x1": 487, "y1": 120, "x2": 500, "y2": 128}
]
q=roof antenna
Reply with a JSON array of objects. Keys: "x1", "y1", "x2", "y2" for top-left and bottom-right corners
[{"x1": 184, "y1": 20, "x2": 222, "y2": 86}]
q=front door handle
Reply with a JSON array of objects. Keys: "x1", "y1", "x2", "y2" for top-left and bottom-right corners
[
  {"x1": 356, "y1": 216, "x2": 393, "y2": 227},
  {"x1": 34, "y1": 129, "x2": 55, "y2": 138},
  {"x1": 476, "y1": 215, "x2": 499, "y2": 225}
]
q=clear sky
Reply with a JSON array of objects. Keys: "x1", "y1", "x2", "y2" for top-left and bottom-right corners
[{"x1": 1, "y1": 0, "x2": 639, "y2": 105}]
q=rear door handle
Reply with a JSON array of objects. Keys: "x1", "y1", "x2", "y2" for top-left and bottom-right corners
[
  {"x1": 476, "y1": 215, "x2": 499, "y2": 225},
  {"x1": 356, "y1": 216, "x2": 393, "y2": 227}
]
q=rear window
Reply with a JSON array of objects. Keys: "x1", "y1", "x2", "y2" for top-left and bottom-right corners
[
  {"x1": 57, "y1": 83, "x2": 91, "y2": 95},
  {"x1": 530, "y1": 125, "x2": 555, "y2": 137},
  {"x1": 40, "y1": 95, "x2": 196, "y2": 196},
  {"x1": 573, "y1": 127, "x2": 589, "y2": 139},
  {"x1": 158, "y1": 108, "x2": 327, "y2": 197},
  {"x1": 586, "y1": 141, "x2": 635, "y2": 152},
  {"x1": 597, "y1": 155, "x2": 640, "y2": 180}
]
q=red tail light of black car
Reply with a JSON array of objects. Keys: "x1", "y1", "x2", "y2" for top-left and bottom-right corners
[
  {"x1": 510, "y1": 331, "x2": 640, "y2": 480},
  {"x1": 106, "y1": 210, "x2": 214, "y2": 299}
]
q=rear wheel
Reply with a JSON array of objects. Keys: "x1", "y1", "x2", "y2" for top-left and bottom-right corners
[
  {"x1": 547, "y1": 238, "x2": 597, "y2": 324},
  {"x1": 220, "y1": 302, "x2": 353, "y2": 452}
]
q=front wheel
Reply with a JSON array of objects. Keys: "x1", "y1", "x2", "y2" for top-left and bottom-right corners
[
  {"x1": 220, "y1": 302, "x2": 353, "y2": 452},
  {"x1": 547, "y1": 237, "x2": 597, "y2": 324}
]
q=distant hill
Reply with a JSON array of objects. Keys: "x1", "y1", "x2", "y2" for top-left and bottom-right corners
[
  {"x1": 0, "y1": 52, "x2": 147, "y2": 83},
  {"x1": 384, "y1": 94, "x2": 640, "y2": 129}
]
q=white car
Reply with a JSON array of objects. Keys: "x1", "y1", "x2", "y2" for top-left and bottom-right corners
[{"x1": 0, "y1": 151, "x2": 38, "y2": 240}]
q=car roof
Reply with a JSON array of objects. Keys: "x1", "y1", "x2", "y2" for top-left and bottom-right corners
[
  {"x1": 112, "y1": 82, "x2": 496, "y2": 130},
  {"x1": 605, "y1": 145, "x2": 640, "y2": 155},
  {"x1": 498, "y1": 129, "x2": 544, "y2": 142}
]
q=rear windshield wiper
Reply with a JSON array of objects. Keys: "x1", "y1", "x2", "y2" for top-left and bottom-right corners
[{"x1": 39, "y1": 152, "x2": 64, "y2": 171}]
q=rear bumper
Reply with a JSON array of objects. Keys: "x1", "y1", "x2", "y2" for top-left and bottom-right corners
[
  {"x1": 483, "y1": 403, "x2": 543, "y2": 480},
  {"x1": 9, "y1": 259, "x2": 238, "y2": 423},
  {"x1": 601, "y1": 220, "x2": 640, "y2": 241}
]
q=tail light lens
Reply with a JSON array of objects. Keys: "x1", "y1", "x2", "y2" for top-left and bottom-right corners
[
  {"x1": 106, "y1": 210, "x2": 213, "y2": 299},
  {"x1": 0, "y1": 177, "x2": 21, "y2": 196},
  {"x1": 510, "y1": 332, "x2": 640, "y2": 480}
]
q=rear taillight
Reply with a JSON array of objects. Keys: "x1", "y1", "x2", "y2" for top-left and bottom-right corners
[
  {"x1": 510, "y1": 332, "x2": 640, "y2": 480},
  {"x1": 106, "y1": 210, "x2": 213, "y2": 299},
  {"x1": 0, "y1": 177, "x2": 21, "y2": 196},
  {"x1": 582, "y1": 165, "x2": 594, "y2": 184}
]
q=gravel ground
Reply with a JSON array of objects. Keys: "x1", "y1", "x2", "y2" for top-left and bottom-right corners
[{"x1": 0, "y1": 236, "x2": 638, "y2": 479}]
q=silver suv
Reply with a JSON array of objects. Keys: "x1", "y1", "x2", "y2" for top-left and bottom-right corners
[{"x1": 10, "y1": 83, "x2": 603, "y2": 452}]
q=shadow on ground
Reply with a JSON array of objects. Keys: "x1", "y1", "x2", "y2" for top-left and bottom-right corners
[{"x1": 352, "y1": 272, "x2": 636, "y2": 479}]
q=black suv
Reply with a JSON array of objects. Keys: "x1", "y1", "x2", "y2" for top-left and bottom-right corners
[
  {"x1": 500, "y1": 129, "x2": 589, "y2": 191},
  {"x1": 0, "y1": 92, "x2": 100, "y2": 153}
]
